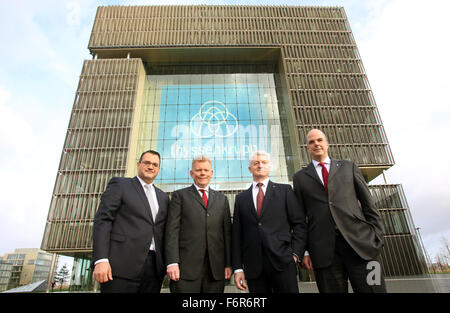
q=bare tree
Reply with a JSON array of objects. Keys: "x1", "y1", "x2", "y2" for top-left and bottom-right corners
[
  {"x1": 442, "y1": 237, "x2": 450, "y2": 263},
  {"x1": 434, "y1": 237, "x2": 450, "y2": 273}
]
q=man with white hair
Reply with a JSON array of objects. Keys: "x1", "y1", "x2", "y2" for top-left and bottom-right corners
[{"x1": 231, "y1": 151, "x2": 307, "y2": 293}]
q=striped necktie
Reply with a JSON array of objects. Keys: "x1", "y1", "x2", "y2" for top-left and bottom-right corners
[{"x1": 319, "y1": 162, "x2": 329, "y2": 193}]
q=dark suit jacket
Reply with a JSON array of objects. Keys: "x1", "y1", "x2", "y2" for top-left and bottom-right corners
[
  {"x1": 92, "y1": 176, "x2": 169, "y2": 280},
  {"x1": 165, "y1": 185, "x2": 232, "y2": 281},
  {"x1": 231, "y1": 181, "x2": 307, "y2": 279},
  {"x1": 292, "y1": 159, "x2": 384, "y2": 269}
]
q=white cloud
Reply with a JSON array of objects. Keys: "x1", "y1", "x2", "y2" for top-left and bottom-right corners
[
  {"x1": 357, "y1": 0, "x2": 450, "y2": 261},
  {"x1": 0, "y1": 86, "x2": 37, "y2": 159},
  {"x1": 0, "y1": 86, "x2": 46, "y2": 255},
  {"x1": 0, "y1": 2, "x2": 55, "y2": 64},
  {"x1": 66, "y1": 1, "x2": 81, "y2": 27},
  {"x1": 422, "y1": 229, "x2": 450, "y2": 263},
  {"x1": 0, "y1": 1, "x2": 92, "y2": 93}
]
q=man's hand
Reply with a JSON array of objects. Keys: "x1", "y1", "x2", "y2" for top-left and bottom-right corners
[
  {"x1": 225, "y1": 267, "x2": 232, "y2": 280},
  {"x1": 234, "y1": 271, "x2": 247, "y2": 291},
  {"x1": 301, "y1": 255, "x2": 313, "y2": 270},
  {"x1": 293, "y1": 254, "x2": 299, "y2": 263},
  {"x1": 94, "y1": 261, "x2": 113, "y2": 283},
  {"x1": 167, "y1": 264, "x2": 180, "y2": 281}
]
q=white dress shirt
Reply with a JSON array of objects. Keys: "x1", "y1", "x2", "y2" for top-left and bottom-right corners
[
  {"x1": 137, "y1": 176, "x2": 159, "y2": 252},
  {"x1": 251, "y1": 178, "x2": 269, "y2": 211},
  {"x1": 194, "y1": 183, "x2": 209, "y2": 200},
  {"x1": 312, "y1": 156, "x2": 331, "y2": 186}
]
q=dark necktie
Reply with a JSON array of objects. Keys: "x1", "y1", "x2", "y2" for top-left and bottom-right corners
[
  {"x1": 256, "y1": 183, "x2": 264, "y2": 217},
  {"x1": 319, "y1": 162, "x2": 329, "y2": 193},
  {"x1": 200, "y1": 189, "x2": 208, "y2": 207}
]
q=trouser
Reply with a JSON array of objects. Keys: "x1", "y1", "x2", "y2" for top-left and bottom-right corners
[
  {"x1": 247, "y1": 250, "x2": 299, "y2": 293},
  {"x1": 314, "y1": 231, "x2": 386, "y2": 293},
  {"x1": 100, "y1": 251, "x2": 163, "y2": 293},
  {"x1": 169, "y1": 253, "x2": 225, "y2": 293}
]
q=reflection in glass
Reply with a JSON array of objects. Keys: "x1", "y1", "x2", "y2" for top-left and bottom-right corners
[{"x1": 136, "y1": 73, "x2": 289, "y2": 191}]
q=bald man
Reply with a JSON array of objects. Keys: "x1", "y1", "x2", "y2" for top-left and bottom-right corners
[{"x1": 293, "y1": 129, "x2": 386, "y2": 293}]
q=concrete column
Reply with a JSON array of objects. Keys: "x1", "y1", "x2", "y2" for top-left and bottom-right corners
[{"x1": 45, "y1": 253, "x2": 57, "y2": 293}]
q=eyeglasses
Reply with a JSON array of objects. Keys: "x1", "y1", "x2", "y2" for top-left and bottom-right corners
[
  {"x1": 251, "y1": 161, "x2": 270, "y2": 166},
  {"x1": 140, "y1": 161, "x2": 160, "y2": 168}
]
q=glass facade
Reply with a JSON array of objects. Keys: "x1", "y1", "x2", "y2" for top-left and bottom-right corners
[
  {"x1": 32, "y1": 252, "x2": 53, "y2": 283},
  {"x1": 0, "y1": 261, "x2": 12, "y2": 292},
  {"x1": 69, "y1": 255, "x2": 94, "y2": 291},
  {"x1": 371, "y1": 184, "x2": 428, "y2": 276},
  {"x1": 136, "y1": 72, "x2": 289, "y2": 190},
  {"x1": 1, "y1": 249, "x2": 54, "y2": 289}
]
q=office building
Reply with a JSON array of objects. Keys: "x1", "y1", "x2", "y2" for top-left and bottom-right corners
[
  {"x1": 41, "y1": 5, "x2": 428, "y2": 290},
  {"x1": 1, "y1": 248, "x2": 54, "y2": 290}
]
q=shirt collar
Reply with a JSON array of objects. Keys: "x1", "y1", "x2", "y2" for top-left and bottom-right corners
[
  {"x1": 137, "y1": 175, "x2": 153, "y2": 188},
  {"x1": 253, "y1": 177, "x2": 270, "y2": 189},
  {"x1": 194, "y1": 184, "x2": 209, "y2": 192},
  {"x1": 312, "y1": 157, "x2": 331, "y2": 168}
]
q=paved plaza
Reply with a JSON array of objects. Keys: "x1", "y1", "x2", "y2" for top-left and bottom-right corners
[{"x1": 217, "y1": 274, "x2": 450, "y2": 293}]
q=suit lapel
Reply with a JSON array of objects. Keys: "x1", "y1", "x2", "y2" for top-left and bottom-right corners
[
  {"x1": 131, "y1": 176, "x2": 154, "y2": 224},
  {"x1": 304, "y1": 162, "x2": 323, "y2": 188},
  {"x1": 244, "y1": 186, "x2": 258, "y2": 220},
  {"x1": 260, "y1": 180, "x2": 275, "y2": 219},
  {"x1": 327, "y1": 158, "x2": 342, "y2": 183},
  {"x1": 189, "y1": 184, "x2": 207, "y2": 210},
  {"x1": 207, "y1": 187, "x2": 216, "y2": 210},
  {"x1": 154, "y1": 186, "x2": 166, "y2": 223}
]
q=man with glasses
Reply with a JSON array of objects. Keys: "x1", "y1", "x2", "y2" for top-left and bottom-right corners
[{"x1": 92, "y1": 150, "x2": 169, "y2": 293}]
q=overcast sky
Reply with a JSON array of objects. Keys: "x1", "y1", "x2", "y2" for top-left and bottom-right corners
[{"x1": 0, "y1": 0, "x2": 449, "y2": 270}]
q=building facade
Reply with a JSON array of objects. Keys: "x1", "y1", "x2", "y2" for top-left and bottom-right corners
[
  {"x1": 41, "y1": 5, "x2": 428, "y2": 290},
  {"x1": 0, "y1": 260, "x2": 13, "y2": 292},
  {"x1": 0, "y1": 248, "x2": 55, "y2": 290}
]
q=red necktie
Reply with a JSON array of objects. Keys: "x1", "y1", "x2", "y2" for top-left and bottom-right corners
[
  {"x1": 200, "y1": 189, "x2": 208, "y2": 207},
  {"x1": 319, "y1": 162, "x2": 328, "y2": 193},
  {"x1": 256, "y1": 183, "x2": 264, "y2": 217}
]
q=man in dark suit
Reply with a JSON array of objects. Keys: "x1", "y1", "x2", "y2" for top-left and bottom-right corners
[
  {"x1": 165, "y1": 155, "x2": 232, "y2": 293},
  {"x1": 232, "y1": 151, "x2": 307, "y2": 293},
  {"x1": 92, "y1": 150, "x2": 169, "y2": 293},
  {"x1": 293, "y1": 129, "x2": 386, "y2": 293}
]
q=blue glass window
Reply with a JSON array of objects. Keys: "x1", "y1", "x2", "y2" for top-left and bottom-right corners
[{"x1": 139, "y1": 73, "x2": 289, "y2": 190}]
